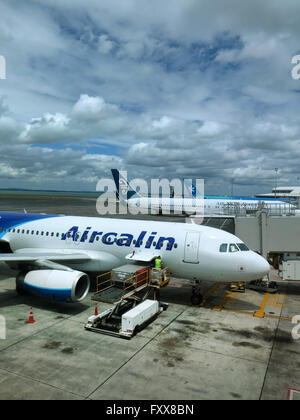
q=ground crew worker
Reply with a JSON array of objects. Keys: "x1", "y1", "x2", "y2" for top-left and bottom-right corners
[{"x1": 155, "y1": 256, "x2": 162, "y2": 269}]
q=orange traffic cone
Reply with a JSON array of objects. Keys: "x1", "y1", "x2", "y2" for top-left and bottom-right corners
[
  {"x1": 27, "y1": 307, "x2": 35, "y2": 324},
  {"x1": 94, "y1": 303, "x2": 98, "y2": 316}
]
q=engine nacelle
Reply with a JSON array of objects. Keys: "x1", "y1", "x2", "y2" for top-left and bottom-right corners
[{"x1": 16, "y1": 270, "x2": 90, "y2": 303}]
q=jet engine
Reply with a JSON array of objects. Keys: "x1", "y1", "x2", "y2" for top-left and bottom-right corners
[{"x1": 16, "y1": 270, "x2": 90, "y2": 303}]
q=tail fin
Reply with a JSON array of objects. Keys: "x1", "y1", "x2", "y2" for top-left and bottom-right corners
[
  {"x1": 184, "y1": 179, "x2": 197, "y2": 198},
  {"x1": 184, "y1": 179, "x2": 205, "y2": 198},
  {"x1": 111, "y1": 169, "x2": 138, "y2": 200}
]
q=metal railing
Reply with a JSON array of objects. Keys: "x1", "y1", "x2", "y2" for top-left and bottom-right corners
[
  {"x1": 150, "y1": 267, "x2": 170, "y2": 287},
  {"x1": 95, "y1": 271, "x2": 113, "y2": 295},
  {"x1": 95, "y1": 266, "x2": 171, "y2": 298}
]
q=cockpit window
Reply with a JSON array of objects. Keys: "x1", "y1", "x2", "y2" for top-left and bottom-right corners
[
  {"x1": 229, "y1": 243, "x2": 239, "y2": 252},
  {"x1": 237, "y1": 243, "x2": 249, "y2": 251},
  {"x1": 219, "y1": 243, "x2": 228, "y2": 252}
]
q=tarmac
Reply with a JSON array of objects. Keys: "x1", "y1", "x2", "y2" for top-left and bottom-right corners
[{"x1": 0, "y1": 194, "x2": 299, "y2": 400}]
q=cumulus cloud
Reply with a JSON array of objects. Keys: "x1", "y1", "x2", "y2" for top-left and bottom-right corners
[{"x1": 0, "y1": 0, "x2": 300, "y2": 194}]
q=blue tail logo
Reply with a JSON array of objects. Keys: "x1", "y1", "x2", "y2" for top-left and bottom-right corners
[{"x1": 111, "y1": 169, "x2": 137, "y2": 200}]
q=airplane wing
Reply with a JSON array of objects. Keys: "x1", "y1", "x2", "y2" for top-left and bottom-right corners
[{"x1": 0, "y1": 252, "x2": 91, "y2": 263}]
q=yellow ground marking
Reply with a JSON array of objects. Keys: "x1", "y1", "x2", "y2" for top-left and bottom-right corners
[
  {"x1": 253, "y1": 293, "x2": 270, "y2": 318},
  {"x1": 268, "y1": 293, "x2": 278, "y2": 306},
  {"x1": 200, "y1": 283, "x2": 220, "y2": 307},
  {"x1": 212, "y1": 290, "x2": 238, "y2": 311}
]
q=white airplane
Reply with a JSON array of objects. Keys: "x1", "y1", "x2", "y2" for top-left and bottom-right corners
[
  {"x1": 0, "y1": 211, "x2": 269, "y2": 304},
  {"x1": 111, "y1": 169, "x2": 296, "y2": 216}
]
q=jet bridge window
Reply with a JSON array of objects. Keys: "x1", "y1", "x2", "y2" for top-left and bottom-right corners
[{"x1": 229, "y1": 243, "x2": 239, "y2": 252}]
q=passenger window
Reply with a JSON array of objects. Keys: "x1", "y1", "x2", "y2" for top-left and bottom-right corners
[
  {"x1": 229, "y1": 244, "x2": 239, "y2": 252},
  {"x1": 219, "y1": 243, "x2": 228, "y2": 252}
]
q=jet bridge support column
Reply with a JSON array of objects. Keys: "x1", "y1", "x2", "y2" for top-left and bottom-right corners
[{"x1": 259, "y1": 209, "x2": 268, "y2": 259}]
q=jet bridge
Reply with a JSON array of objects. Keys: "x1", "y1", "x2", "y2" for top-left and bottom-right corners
[{"x1": 234, "y1": 209, "x2": 300, "y2": 281}]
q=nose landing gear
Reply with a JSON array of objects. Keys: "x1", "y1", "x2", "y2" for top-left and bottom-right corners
[{"x1": 248, "y1": 279, "x2": 278, "y2": 293}]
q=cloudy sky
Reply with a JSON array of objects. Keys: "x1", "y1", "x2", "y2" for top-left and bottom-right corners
[{"x1": 0, "y1": 0, "x2": 300, "y2": 194}]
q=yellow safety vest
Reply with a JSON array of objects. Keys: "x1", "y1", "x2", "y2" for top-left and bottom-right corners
[{"x1": 155, "y1": 258, "x2": 162, "y2": 269}]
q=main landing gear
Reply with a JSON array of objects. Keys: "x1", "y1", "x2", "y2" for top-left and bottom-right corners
[{"x1": 190, "y1": 282, "x2": 203, "y2": 305}]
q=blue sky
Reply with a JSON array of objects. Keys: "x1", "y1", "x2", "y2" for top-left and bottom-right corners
[{"x1": 0, "y1": 0, "x2": 300, "y2": 193}]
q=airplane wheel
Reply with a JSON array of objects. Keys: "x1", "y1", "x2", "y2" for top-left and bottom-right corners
[
  {"x1": 191, "y1": 294, "x2": 203, "y2": 305},
  {"x1": 16, "y1": 285, "x2": 27, "y2": 295}
]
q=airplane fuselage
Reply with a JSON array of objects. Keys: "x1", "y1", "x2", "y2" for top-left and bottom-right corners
[
  {"x1": 127, "y1": 196, "x2": 294, "y2": 216},
  {"x1": 0, "y1": 212, "x2": 269, "y2": 283}
]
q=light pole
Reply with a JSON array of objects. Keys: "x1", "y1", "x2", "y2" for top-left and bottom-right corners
[{"x1": 274, "y1": 168, "x2": 278, "y2": 198}]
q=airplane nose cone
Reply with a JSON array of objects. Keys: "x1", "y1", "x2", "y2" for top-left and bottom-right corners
[
  {"x1": 258, "y1": 256, "x2": 270, "y2": 275},
  {"x1": 252, "y1": 254, "x2": 270, "y2": 279}
]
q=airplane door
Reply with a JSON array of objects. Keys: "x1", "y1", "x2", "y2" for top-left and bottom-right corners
[{"x1": 184, "y1": 232, "x2": 200, "y2": 263}]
